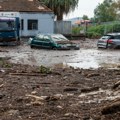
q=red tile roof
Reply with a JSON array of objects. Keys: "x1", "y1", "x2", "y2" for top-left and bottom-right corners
[{"x1": 0, "y1": 0, "x2": 53, "y2": 12}]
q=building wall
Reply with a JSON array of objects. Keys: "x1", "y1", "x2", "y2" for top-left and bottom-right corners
[{"x1": 20, "y1": 12, "x2": 54, "y2": 37}]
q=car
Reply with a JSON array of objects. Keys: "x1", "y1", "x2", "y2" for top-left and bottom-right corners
[
  {"x1": 97, "y1": 33, "x2": 120, "y2": 49},
  {"x1": 28, "y1": 34, "x2": 80, "y2": 50}
]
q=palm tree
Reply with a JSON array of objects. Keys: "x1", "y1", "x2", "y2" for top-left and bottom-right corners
[{"x1": 41, "y1": 0, "x2": 79, "y2": 20}]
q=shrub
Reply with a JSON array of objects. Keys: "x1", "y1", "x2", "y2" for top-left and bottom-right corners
[
  {"x1": 87, "y1": 23, "x2": 120, "y2": 38},
  {"x1": 72, "y1": 26, "x2": 83, "y2": 35}
]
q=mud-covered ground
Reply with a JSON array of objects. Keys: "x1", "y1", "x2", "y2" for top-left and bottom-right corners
[
  {"x1": 0, "y1": 38, "x2": 120, "y2": 69},
  {"x1": 0, "y1": 61, "x2": 120, "y2": 120},
  {"x1": 0, "y1": 39, "x2": 120, "y2": 120}
]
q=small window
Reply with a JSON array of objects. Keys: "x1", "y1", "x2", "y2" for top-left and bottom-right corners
[
  {"x1": 114, "y1": 35, "x2": 120, "y2": 39},
  {"x1": 28, "y1": 20, "x2": 38, "y2": 30},
  {"x1": 21, "y1": 19, "x2": 24, "y2": 30}
]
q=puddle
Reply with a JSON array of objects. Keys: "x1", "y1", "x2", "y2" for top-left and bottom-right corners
[{"x1": 0, "y1": 45, "x2": 120, "y2": 69}]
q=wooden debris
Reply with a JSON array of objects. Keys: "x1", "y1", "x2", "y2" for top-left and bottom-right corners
[
  {"x1": 9, "y1": 72, "x2": 47, "y2": 76},
  {"x1": 112, "y1": 81, "x2": 120, "y2": 89},
  {"x1": 87, "y1": 73, "x2": 100, "y2": 78},
  {"x1": 26, "y1": 94, "x2": 47, "y2": 101},
  {"x1": 0, "y1": 84, "x2": 4, "y2": 88},
  {"x1": 81, "y1": 87, "x2": 99, "y2": 93},
  {"x1": 101, "y1": 99, "x2": 120, "y2": 115}
]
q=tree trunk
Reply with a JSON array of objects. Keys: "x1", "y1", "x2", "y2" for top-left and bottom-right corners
[{"x1": 57, "y1": 12, "x2": 63, "y2": 21}]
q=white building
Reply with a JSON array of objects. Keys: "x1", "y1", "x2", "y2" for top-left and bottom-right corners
[{"x1": 0, "y1": 0, "x2": 54, "y2": 37}]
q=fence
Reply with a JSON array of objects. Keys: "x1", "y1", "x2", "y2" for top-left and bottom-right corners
[{"x1": 54, "y1": 21, "x2": 72, "y2": 35}]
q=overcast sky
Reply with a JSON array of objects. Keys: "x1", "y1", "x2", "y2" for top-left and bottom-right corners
[{"x1": 64, "y1": 0, "x2": 104, "y2": 19}]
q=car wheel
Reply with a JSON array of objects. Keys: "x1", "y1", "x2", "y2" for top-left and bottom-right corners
[
  {"x1": 97, "y1": 46, "x2": 102, "y2": 49},
  {"x1": 31, "y1": 45, "x2": 34, "y2": 48},
  {"x1": 74, "y1": 47, "x2": 80, "y2": 50},
  {"x1": 105, "y1": 44, "x2": 108, "y2": 49},
  {"x1": 52, "y1": 47, "x2": 57, "y2": 50}
]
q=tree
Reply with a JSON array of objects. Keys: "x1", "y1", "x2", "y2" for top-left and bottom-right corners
[
  {"x1": 94, "y1": 0, "x2": 117, "y2": 22},
  {"x1": 112, "y1": 0, "x2": 120, "y2": 20},
  {"x1": 82, "y1": 15, "x2": 89, "y2": 20},
  {"x1": 41, "y1": 0, "x2": 79, "y2": 20}
]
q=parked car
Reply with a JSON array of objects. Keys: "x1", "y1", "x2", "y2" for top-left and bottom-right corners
[
  {"x1": 28, "y1": 34, "x2": 80, "y2": 50},
  {"x1": 97, "y1": 33, "x2": 120, "y2": 49}
]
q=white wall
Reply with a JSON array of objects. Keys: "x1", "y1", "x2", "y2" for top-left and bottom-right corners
[{"x1": 20, "y1": 12, "x2": 54, "y2": 36}]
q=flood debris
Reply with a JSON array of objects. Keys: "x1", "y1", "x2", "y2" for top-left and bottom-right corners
[
  {"x1": 26, "y1": 94, "x2": 47, "y2": 101},
  {"x1": 81, "y1": 86, "x2": 99, "y2": 93},
  {"x1": 0, "y1": 84, "x2": 4, "y2": 88},
  {"x1": 101, "y1": 99, "x2": 120, "y2": 115},
  {"x1": 0, "y1": 93, "x2": 5, "y2": 99},
  {"x1": 0, "y1": 61, "x2": 120, "y2": 119},
  {"x1": 86, "y1": 73, "x2": 100, "y2": 78},
  {"x1": 9, "y1": 72, "x2": 47, "y2": 76},
  {"x1": 112, "y1": 80, "x2": 120, "y2": 89},
  {"x1": 63, "y1": 87, "x2": 78, "y2": 92}
]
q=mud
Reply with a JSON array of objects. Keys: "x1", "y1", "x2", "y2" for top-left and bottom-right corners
[
  {"x1": 0, "y1": 39, "x2": 120, "y2": 120},
  {"x1": 0, "y1": 61, "x2": 120, "y2": 120},
  {"x1": 0, "y1": 39, "x2": 120, "y2": 69}
]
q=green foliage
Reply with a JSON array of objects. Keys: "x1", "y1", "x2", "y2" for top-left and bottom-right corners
[
  {"x1": 39, "y1": 65, "x2": 52, "y2": 74},
  {"x1": 72, "y1": 27, "x2": 83, "y2": 35},
  {"x1": 41, "y1": 0, "x2": 79, "y2": 20},
  {"x1": 0, "y1": 58, "x2": 12, "y2": 68},
  {"x1": 87, "y1": 23, "x2": 120, "y2": 38},
  {"x1": 94, "y1": 0, "x2": 117, "y2": 22},
  {"x1": 87, "y1": 25, "x2": 104, "y2": 38},
  {"x1": 82, "y1": 15, "x2": 89, "y2": 20}
]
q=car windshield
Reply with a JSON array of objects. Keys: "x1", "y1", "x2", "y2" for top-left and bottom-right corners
[
  {"x1": 0, "y1": 20, "x2": 15, "y2": 31},
  {"x1": 100, "y1": 35, "x2": 111, "y2": 39},
  {"x1": 51, "y1": 34, "x2": 69, "y2": 42}
]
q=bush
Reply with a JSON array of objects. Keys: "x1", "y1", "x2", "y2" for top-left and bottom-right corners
[
  {"x1": 72, "y1": 27, "x2": 83, "y2": 35},
  {"x1": 87, "y1": 23, "x2": 120, "y2": 38},
  {"x1": 87, "y1": 25, "x2": 104, "y2": 38},
  {"x1": 72, "y1": 22, "x2": 120, "y2": 38}
]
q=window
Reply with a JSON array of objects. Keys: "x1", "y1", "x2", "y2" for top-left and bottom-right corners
[
  {"x1": 114, "y1": 35, "x2": 120, "y2": 39},
  {"x1": 35, "y1": 34, "x2": 44, "y2": 40},
  {"x1": 0, "y1": 20, "x2": 15, "y2": 30},
  {"x1": 28, "y1": 20, "x2": 38, "y2": 30},
  {"x1": 44, "y1": 35, "x2": 50, "y2": 41},
  {"x1": 21, "y1": 19, "x2": 24, "y2": 30}
]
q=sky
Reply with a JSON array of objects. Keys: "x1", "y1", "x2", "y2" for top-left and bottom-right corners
[{"x1": 64, "y1": 0, "x2": 104, "y2": 19}]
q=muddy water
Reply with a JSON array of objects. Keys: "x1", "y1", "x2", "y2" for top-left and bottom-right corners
[{"x1": 0, "y1": 44, "x2": 120, "y2": 69}]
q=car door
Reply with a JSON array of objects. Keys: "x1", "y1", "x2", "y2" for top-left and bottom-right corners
[
  {"x1": 42, "y1": 35, "x2": 52, "y2": 48},
  {"x1": 33, "y1": 34, "x2": 44, "y2": 47},
  {"x1": 113, "y1": 35, "x2": 120, "y2": 47}
]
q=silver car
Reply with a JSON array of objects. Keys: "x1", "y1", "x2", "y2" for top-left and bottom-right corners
[{"x1": 97, "y1": 33, "x2": 120, "y2": 49}]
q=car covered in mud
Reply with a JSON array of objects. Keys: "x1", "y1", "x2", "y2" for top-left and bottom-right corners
[
  {"x1": 28, "y1": 34, "x2": 80, "y2": 50},
  {"x1": 97, "y1": 33, "x2": 120, "y2": 49}
]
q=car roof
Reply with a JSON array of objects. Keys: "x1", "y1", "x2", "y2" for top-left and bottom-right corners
[
  {"x1": 36, "y1": 33, "x2": 63, "y2": 36},
  {"x1": 106, "y1": 33, "x2": 120, "y2": 36}
]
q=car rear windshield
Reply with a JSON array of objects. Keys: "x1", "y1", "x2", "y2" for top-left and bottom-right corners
[
  {"x1": 100, "y1": 35, "x2": 111, "y2": 39},
  {"x1": 51, "y1": 34, "x2": 68, "y2": 42}
]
